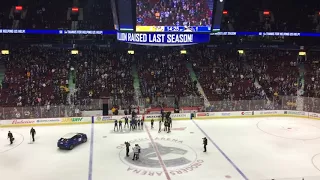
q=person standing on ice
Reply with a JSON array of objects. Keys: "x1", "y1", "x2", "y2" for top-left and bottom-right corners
[
  {"x1": 132, "y1": 144, "x2": 140, "y2": 161},
  {"x1": 114, "y1": 119, "x2": 118, "y2": 131},
  {"x1": 203, "y1": 137, "x2": 207, "y2": 152},
  {"x1": 158, "y1": 120, "x2": 162, "y2": 133},
  {"x1": 8, "y1": 131, "x2": 14, "y2": 145},
  {"x1": 30, "y1": 127, "x2": 36, "y2": 142},
  {"x1": 151, "y1": 119, "x2": 154, "y2": 129},
  {"x1": 124, "y1": 116, "x2": 129, "y2": 128},
  {"x1": 125, "y1": 142, "x2": 130, "y2": 157}
]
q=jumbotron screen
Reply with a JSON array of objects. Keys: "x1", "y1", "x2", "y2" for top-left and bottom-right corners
[{"x1": 136, "y1": 0, "x2": 213, "y2": 32}]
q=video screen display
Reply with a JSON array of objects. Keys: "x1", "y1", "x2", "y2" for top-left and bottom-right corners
[{"x1": 136, "y1": 0, "x2": 213, "y2": 32}]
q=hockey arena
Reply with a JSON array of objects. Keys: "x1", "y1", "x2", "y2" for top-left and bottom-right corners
[
  {"x1": 2, "y1": 0, "x2": 320, "y2": 180},
  {"x1": 2, "y1": 115, "x2": 320, "y2": 180}
]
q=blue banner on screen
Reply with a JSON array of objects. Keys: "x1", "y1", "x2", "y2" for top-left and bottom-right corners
[
  {"x1": 116, "y1": 32, "x2": 210, "y2": 45},
  {"x1": 2, "y1": 29, "x2": 320, "y2": 37}
]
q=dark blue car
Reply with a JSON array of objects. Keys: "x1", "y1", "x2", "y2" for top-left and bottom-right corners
[{"x1": 57, "y1": 133, "x2": 87, "y2": 150}]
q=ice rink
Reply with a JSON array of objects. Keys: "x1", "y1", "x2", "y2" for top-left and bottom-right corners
[{"x1": 1, "y1": 117, "x2": 320, "y2": 180}]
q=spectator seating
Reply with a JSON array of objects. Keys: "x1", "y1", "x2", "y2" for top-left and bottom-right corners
[
  {"x1": 190, "y1": 48, "x2": 263, "y2": 101},
  {"x1": 254, "y1": 50, "x2": 299, "y2": 99},
  {"x1": 137, "y1": 47, "x2": 200, "y2": 101},
  {"x1": 1, "y1": 47, "x2": 70, "y2": 107},
  {"x1": 74, "y1": 48, "x2": 135, "y2": 107},
  {"x1": 304, "y1": 51, "x2": 320, "y2": 97}
]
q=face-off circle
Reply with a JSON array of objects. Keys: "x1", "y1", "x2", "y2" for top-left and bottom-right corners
[
  {"x1": 257, "y1": 119, "x2": 320, "y2": 140},
  {"x1": 117, "y1": 137, "x2": 204, "y2": 176},
  {"x1": 0, "y1": 131, "x2": 24, "y2": 153},
  {"x1": 312, "y1": 153, "x2": 320, "y2": 172}
]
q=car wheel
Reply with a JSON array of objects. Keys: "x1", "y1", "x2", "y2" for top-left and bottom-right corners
[
  {"x1": 69, "y1": 145, "x2": 74, "y2": 150},
  {"x1": 83, "y1": 138, "x2": 87, "y2": 143}
]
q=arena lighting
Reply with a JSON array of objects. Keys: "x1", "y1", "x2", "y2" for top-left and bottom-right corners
[
  {"x1": 71, "y1": 50, "x2": 78, "y2": 55},
  {"x1": 1, "y1": 50, "x2": 9, "y2": 55},
  {"x1": 127, "y1": 50, "x2": 134, "y2": 55},
  {"x1": 71, "y1": 7, "x2": 79, "y2": 12},
  {"x1": 222, "y1": 10, "x2": 228, "y2": 15},
  {"x1": 263, "y1": 11, "x2": 270, "y2": 15},
  {"x1": 238, "y1": 50, "x2": 244, "y2": 54},
  {"x1": 299, "y1": 51, "x2": 306, "y2": 56},
  {"x1": 15, "y1": 6, "x2": 23, "y2": 11},
  {"x1": 180, "y1": 50, "x2": 187, "y2": 54}
]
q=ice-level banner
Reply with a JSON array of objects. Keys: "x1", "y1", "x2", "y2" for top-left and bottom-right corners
[{"x1": 116, "y1": 32, "x2": 210, "y2": 45}]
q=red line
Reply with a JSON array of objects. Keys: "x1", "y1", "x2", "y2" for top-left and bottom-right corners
[{"x1": 145, "y1": 125, "x2": 171, "y2": 180}]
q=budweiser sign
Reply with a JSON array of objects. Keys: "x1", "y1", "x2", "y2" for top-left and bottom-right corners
[{"x1": 12, "y1": 119, "x2": 35, "y2": 124}]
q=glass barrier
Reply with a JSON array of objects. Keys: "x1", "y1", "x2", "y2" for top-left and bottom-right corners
[
  {"x1": 2, "y1": 96, "x2": 320, "y2": 120},
  {"x1": 205, "y1": 96, "x2": 320, "y2": 113}
]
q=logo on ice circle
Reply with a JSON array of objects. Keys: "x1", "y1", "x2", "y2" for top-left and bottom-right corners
[{"x1": 117, "y1": 137, "x2": 204, "y2": 176}]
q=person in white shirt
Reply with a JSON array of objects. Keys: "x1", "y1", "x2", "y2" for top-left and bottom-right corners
[{"x1": 132, "y1": 144, "x2": 141, "y2": 161}]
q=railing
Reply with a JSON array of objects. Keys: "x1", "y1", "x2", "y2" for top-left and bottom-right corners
[
  {"x1": 4, "y1": 96, "x2": 320, "y2": 120},
  {"x1": 0, "y1": 95, "x2": 205, "y2": 119},
  {"x1": 205, "y1": 96, "x2": 320, "y2": 113},
  {"x1": 137, "y1": 96, "x2": 204, "y2": 108}
]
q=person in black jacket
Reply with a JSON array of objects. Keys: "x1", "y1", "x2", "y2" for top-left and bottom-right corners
[
  {"x1": 125, "y1": 142, "x2": 130, "y2": 157},
  {"x1": 119, "y1": 120, "x2": 123, "y2": 131},
  {"x1": 8, "y1": 131, "x2": 14, "y2": 145},
  {"x1": 124, "y1": 116, "x2": 129, "y2": 128},
  {"x1": 30, "y1": 127, "x2": 36, "y2": 142},
  {"x1": 114, "y1": 120, "x2": 118, "y2": 131},
  {"x1": 203, "y1": 137, "x2": 207, "y2": 152},
  {"x1": 151, "y1": 119, "x2": 154, "y2": 129}
]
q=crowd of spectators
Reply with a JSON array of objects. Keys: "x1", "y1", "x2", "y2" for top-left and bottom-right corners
[
  {"x1": 4, "y1": 42, "x2": 320, "y2": 116},
  {"x1": 74, "y1": 48, "x2": 135, "y2": 110},
  {"x1": 187, "y1": 48, "x2": 303, "y2": 111},
  {"x1": 137, "y1": 47, "x2": 200, "y2": 107},
  {"x1": 246, "y1": 50, "x2": 300, "y2": 99},
  {"x1": 304, "y1": 51, "x2": 320, "y2": 98},
  {"x1": 1, "y1": 45, "x2": 320, "y2": 117},
  {"x1": 136, "y1": 0, "x2": 211, "y2": 27},
  {"x1": 190, "y1": 48, "x2": 264, "y2": 102},
  {"x1": 0, "y1": 47, "x2": 71, "y2": 119}
]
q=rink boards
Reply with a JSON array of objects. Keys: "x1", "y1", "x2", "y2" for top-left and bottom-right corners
[{"x1": 1, "y1": 110, "x2": 320, "y2": 127}]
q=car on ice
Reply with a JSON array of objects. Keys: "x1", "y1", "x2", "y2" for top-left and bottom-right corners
[{"x1": 57, "y1": 133, "x2": 87, "y2": 150}]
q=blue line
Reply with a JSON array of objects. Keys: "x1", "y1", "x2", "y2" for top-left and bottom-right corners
[
  {"x1": 88, "y1": 120, "x2": 95, "y2": 180},
  {"x1": 191, "y1": 119, "x2": 249, "y2": 180}
]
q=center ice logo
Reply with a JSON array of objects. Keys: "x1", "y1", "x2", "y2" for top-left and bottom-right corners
[
  {"x1": 117, "y1": 137, "x2": 204, "y2": 176},
  {"x1": 127, "y1": 142, "x2": 190, "y2": 168}
]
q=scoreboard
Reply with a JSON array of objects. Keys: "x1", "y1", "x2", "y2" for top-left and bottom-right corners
[
  {"x1": 111, "y1": 0, "x2": 224, "y2": 33},
  {"x1": 135, "y1": 26, "x2": 211, "y2": 33}
]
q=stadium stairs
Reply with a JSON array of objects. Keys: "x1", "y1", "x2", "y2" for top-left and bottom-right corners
[
  {"x1": 0, "y1": 61, "x2": 5, "y2": 87},
  {"x1": 132, "y1": 64, "x2": 142, "y2": 104},
  {"x1": 253, "y1": 79, "x2": 270, "y2": 102},
  {"x1": 187, "y1": 63, "x2": 210, "y2": 107},
  {"x1": 296, "y1": 63, "x2": 305, "y2": 111},
  {"x1": 67, "y1": 69, "x2": 76, "y2": 105}
]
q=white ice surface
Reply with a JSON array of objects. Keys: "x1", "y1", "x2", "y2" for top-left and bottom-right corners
[{"x1": 1, "y1": 117, "x2": 320, "y2": 180}]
